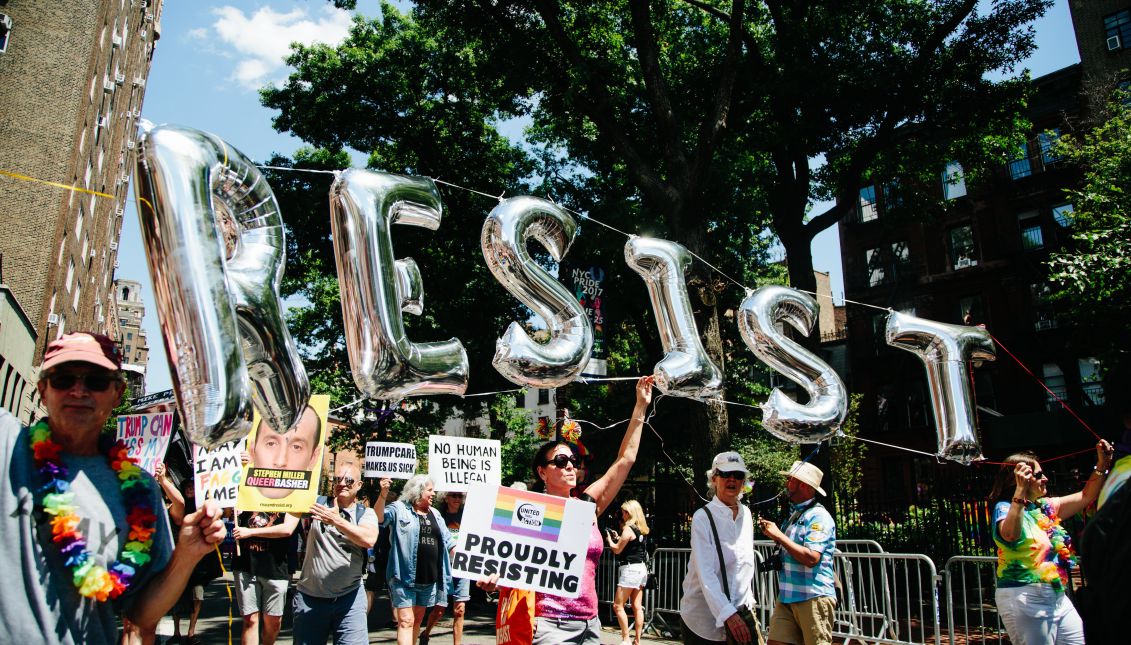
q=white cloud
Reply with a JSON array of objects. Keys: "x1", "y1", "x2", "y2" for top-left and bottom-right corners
[{"x1": 198, "y1": 4, "x2": 352, "y2": 90}]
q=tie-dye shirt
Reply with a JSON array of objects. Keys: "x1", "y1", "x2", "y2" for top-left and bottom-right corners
[
  {"x1": 992, "y1": 498, "x2": 1067, "y2": 591},
  {"x1": 1098, "y1": 455, "x2": 1131, "y2": 509}
]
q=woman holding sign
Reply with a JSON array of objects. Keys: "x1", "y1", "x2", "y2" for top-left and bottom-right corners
[
  {"x1": 515, "y1": 375, "x2": 654, "y2": 645},
  {"x1": 374, "y1": 474, "x2": 455, "y2": 645}
]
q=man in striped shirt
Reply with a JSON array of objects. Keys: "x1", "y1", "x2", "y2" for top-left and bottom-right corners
[{"x1": 757, "y1": 461, "x2": 836, "y2": 645}]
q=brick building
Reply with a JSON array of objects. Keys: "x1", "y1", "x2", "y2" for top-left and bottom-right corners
[
  {"x1": 1070, "y1": 0, "x2": 1131, "y2": 93},
  {"x1": 0, "y1": 0, "x2": 163, "y2": 379},
  {"x1": 114, "y1": 278, "x2": 149, "y2": 394}
]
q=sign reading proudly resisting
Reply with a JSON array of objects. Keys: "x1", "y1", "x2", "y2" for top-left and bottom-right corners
[
  {"x1": 364, "y1": 441, "x2": 418, "y2": 479},
  {"x1": 428, "y1": 436, "x2": 501, "y2": 492},
  {"x1": 116, "y1": 411, "x2": 175, "y2": 475},
  {"x1": 193, "y1": 438, "x2": 247, "y2": 507},
  {"x1": 452, "y1": 484, "x2": 595, "y2": 597}
]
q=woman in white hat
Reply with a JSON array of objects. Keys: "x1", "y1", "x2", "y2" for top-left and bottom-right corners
[{"x1": 680, "y1": 452, "x2": 758, "y2": 644}]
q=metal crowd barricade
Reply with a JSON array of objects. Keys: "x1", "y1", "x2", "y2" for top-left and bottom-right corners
[
  {"x1": 832, "y1": 551, "x2": 942, "y2": 645},
  {"x1": 943, "y1": 555, "x2": 1007, "y2": 644},
  {"x1": 648, "y1": 547, "x2": 691, "y2": 637}
]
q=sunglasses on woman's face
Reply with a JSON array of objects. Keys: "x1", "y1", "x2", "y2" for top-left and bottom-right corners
[
  {"x1": 545, "y1": 454, "x2": 580, "y2": 469},
  {"x1": 46, "y1": 371, "x2": 119, "y2": 392},
  {"x1": 716, "y1": 470, "x2": 745, "y2": 481}
]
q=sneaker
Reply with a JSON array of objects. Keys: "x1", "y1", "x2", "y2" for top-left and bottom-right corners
[{"x1": 418, "y1": 635, "x2": 430, "y2": 645}]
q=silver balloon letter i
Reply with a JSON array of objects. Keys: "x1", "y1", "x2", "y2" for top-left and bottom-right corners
[
  {"x1": 736, "y1": 286, "x2": 847, "y2": 443},
  {"x1": 885, "y1": 311, "x2": 996, "y2": 464},
  {"x1": 624, "y1": 236, "x2": 722, "y2": 399},
  {"x1": 481, "y1": 197, "x2": 593, "y2": 387},
  {"x1": 330, "y1": 169, "x2": 469, "y2": 400},
  {"x1": 133, "y1": 124, "x2": 310, "y2": 449}
]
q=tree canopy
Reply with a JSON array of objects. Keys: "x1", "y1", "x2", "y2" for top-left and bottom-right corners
[{"x1": 260, "y1": 0, "x2": 1049, "y2": 483}]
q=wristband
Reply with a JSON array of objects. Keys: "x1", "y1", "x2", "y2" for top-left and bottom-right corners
[
  {"x1": 1011, "y1": 497, "x2": 1029, "y2": 506},
  {"x1": 1094, "y1": 466, "x2": 1110, "y2": 476}
]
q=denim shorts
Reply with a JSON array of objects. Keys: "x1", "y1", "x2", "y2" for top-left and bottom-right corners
[
  {"x1": 388, "y1": 578, "x2": 443, "y2": 609},
  {"x1": 437, "y1": 576, "x2": 472, "y2": 606}
]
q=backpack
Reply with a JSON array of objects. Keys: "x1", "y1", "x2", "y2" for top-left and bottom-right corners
[{"x1": 1076, "y1": 479, "x2": 1131, "y2": 644}]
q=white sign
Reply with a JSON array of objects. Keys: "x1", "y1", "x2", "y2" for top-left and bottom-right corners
[
  {"x1": 115, "y1": 412, "x2": 175, "y2": 475},
  {"x1": 452, "y1": 484, "x2": 595, "y2": 597},
  {"x1": 364, "y1": 441, "x2": 418, "y2": 479},
  {"x1": 192, "y1": 439, "x2": 247, "y2": 508},
  {"x1": 428, "y1": 436, "x2": 501, "y2": 492}
]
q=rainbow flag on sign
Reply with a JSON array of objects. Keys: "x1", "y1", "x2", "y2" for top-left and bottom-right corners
[{"x1": 492, "y1": 487, "x2": 566, "y2": 542}]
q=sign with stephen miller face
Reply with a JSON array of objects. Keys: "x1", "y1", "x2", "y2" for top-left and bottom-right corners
[{"x1": 452, "y1": 484, "x2": 595, "y2": 597}]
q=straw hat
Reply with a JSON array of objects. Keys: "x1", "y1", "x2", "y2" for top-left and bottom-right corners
[{"x1": 780, "y1": 460, "x2": 826, "y2": 497}]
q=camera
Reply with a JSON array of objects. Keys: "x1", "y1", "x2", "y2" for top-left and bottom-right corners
[{"x1": 758, "y1": 553, "x2": 783, "y2": 572}]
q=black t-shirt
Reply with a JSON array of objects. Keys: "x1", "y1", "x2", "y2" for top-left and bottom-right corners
[
  {"x1": 621, "y1": 529, "x2": 646, "y2": 563},
  {"x1": 415, "y1": 510, "x2": 441, "y2": 585},
  {"x1": 233, "y1": 511, "x2": 291, "y2": 579}
]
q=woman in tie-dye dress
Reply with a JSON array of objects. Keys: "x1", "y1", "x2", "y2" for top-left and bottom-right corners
[{"x1": 988, "y1": 440, "x2": 1113, "y2": 645}]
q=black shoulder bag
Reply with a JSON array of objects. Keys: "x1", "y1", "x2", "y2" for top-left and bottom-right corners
[{"x1": 704, "y1": 506, "x2": 765, "y2": 645}]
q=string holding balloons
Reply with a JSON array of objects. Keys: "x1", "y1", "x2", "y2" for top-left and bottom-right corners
[{"x1": 133, "y1": 124, "x2": 997, "y2": 463}]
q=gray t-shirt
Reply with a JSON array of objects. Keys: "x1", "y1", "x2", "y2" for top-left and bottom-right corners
[
  {"x1": 297, "y1": 499, "x2": 378, "y2": 598},
  {"x1": 0, "y1": 410, "x2": 174, "y2": 644}
]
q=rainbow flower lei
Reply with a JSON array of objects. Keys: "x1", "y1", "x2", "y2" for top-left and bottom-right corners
[
  {"x1": 29, "y1": 419, "x2": 157, "y2": 601},
  {"x1": 1028, "y1": 497, "x2": 1076, "y2": 587}
]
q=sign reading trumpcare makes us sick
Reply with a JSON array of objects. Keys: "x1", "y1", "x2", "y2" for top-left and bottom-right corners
[
  {"x1": 364, "y1": 441, "x2": 417, "y2": 479},
  {"x1": 452, "y1": 484, "x2": 595, "y2": 598}
]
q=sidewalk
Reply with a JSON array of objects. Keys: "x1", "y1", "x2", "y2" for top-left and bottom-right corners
[{"x1": 156, "y1": 574, "x2": 681, "y2": 644}]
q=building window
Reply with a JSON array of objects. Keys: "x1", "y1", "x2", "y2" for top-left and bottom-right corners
[
  {"x1": 942, "y1": 161, "x2": 967, "y2": 200},
  {"x1": 1052, "y1": 202, "x2": 1074, "y2": 228},
  {"x1": 872, "y1": 312, "x2": 887, "y2": 355},
  {"x1": 1105, "y1": 9, "x2": 1131, "y2": 51},
  {"x1": 891, "y1": 240, "x2": 910, "y2": 267},
  {"x1": 75, "y1": 205, "x2": 85, "y2": 237},
  {"x1": 1018, "y1": 211, "x2": 1044, "y2": 250},
  {"x1": 514, "y1": 391, "x2": 525, "y2": 408},
  {"x1": 858, "y1": 185, "x2": 878, "y2": 222},
  {"x1": 949, "y1": 225, "x2": 977, "y2": 270},
  {"x1": 1079, "y1": 357, "x2": 1105, "y2": 406},
  {"x1": 72, "y1": 285, "x2": 81, "y2": 312},
  {"x1": 866, "y1": 248, "x2": 886, "y2": 286},
  {"x1": 1031, "y1": 283, "x2": 1058, "y2": 331},
  {"x1": 65, "y1": 259, "x2": 75, "y2": 291},
  {"x1": 538, "y1": 388, "x2": 550, "y2": 405},
  {"x1": 1009, "y1": 144, "x2": 1032, "y2": 180},
  {"x1": 1041, "y1": 363, "x2": 1066, "y2": 411},
  {"x1": 1038, "y1": 129, "x2": 1061, "y2": 165}
]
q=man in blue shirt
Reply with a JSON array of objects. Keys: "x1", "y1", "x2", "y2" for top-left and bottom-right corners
[{"x1": 757, "y1": 461, "x2": 836, "y2": 645}]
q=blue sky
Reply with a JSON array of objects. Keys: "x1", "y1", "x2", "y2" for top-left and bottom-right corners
[{"x1": 122, "y1": 0, "x2": 1081, "y2": 394}]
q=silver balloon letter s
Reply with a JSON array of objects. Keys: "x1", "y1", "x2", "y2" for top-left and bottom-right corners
[
  {"x1": 885, "y1": 312, "x2": 996, "y2": 464},
  {"x1": 330, "y1": 169, "x2": 469, "y2": 400},
  {"x1": 624, "y1": 236, "x2": 722, "y2": 399},
  {"x1": 737, "y1": 286, "x2": 847, "y2": 443},
  {"x1": 482, "y1": 196, "x2": 593, "y2": 387},
  {"x1": 134, "y1": 124, "x2": 310, "y2": 449}
]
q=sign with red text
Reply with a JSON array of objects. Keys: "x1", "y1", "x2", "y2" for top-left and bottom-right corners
[
  {"x1": 193, "y1": 438, "x2": 247, "y2": 507},
  {"x1": 116, "y1": 412, "x2": 175, "y2": 475},
  {"x1": 428, "y1": 436, "x2": 501, "y2": 492}
]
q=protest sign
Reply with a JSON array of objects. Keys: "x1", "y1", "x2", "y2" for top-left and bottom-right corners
[
  {"x1": 116, "y1": 411, "x2": 175, "y2": 475},
  {"x1": 428, "y1": 436, "x2": 501, "y2": 492},
  {"x1": 192, "y1": 438, "x2": 247, "y2": 507},
  {"x1": 364, "y1": 442, "x2": 418, "y2": 479},
  {"x1": 452, "y1": 484, "x2": 595, "y2": 597},
  {"x1": 236, "y1": 394, "x2": 330, "y2": 513}
]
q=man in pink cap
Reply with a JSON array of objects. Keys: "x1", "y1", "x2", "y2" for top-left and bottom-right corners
[{"x1": 0, "y1": 332, "x2": 227, "y2": 644}]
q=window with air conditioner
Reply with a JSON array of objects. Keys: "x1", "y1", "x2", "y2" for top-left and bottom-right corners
[
  {"x1": 949, "y1": 225, "x2": 978, "y2": 270},
  {"x1": 1105, "y1": 10, "x2": 1131, "y2": 51}
]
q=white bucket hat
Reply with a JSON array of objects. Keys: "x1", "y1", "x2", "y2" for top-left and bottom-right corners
[
  {"x1": 709, "y1": 451, "x2": 750, "y2": 477},
  {"x1": 780, "y1": 460, "x2": 827, "y2": 496}
]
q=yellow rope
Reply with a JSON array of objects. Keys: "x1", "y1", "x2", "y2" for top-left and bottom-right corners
[{"x1": 0, "y1": 168, "x2": 116, "y2": 198}]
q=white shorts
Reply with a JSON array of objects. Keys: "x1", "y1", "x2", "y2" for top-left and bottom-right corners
[{"x1": 617, "y1": 562, "x2": 648, "y2": 589}]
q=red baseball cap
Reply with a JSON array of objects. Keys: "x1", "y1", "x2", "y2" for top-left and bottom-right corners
[{"x1": 41, "y1": 332, "x2": 123, "y2": 372}]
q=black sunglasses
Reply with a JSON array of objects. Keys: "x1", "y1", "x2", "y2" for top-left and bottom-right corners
[
  {"x1": 334, "y1": 476, "x2": 356, "y2": 486},
  {"x1": 1032, "y1": 471, "x2": 1048, "y2": 481},
  {"x1": 46, "y1": 372, "x2": 119, "y2": 392},
  {"x1": 716, "y1": 470, "x2": 746, "y2": 480},
  {"x1": 545, "y1": 454, "x2": 580, "y2": 469}
]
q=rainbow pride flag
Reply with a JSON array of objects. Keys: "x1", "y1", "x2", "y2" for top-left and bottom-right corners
[{"x1": 492, "y1": 487, "x2": 566, "y2": 542}]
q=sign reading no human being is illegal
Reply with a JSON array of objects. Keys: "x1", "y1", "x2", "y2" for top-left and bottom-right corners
[
  {"x1": 452, "y1": 484, "x2": 595, "y2": 598},
  {"x1": 428, "y1": 436, "x2": 501, "y2": 493},
  {"x1": 364, "y1": 441, "x2": 418, "y2": 479}
]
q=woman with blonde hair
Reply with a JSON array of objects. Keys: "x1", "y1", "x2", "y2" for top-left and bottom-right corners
[{"x1": 606, "y1": 499, "x2": 651, "y2": 645}]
